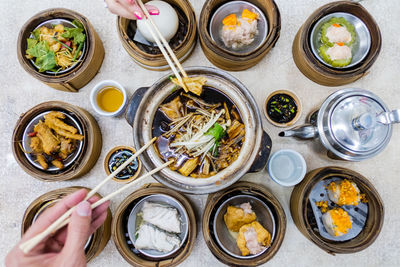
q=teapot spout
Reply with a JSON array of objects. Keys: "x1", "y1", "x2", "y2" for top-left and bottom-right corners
[{"x1": 279, "y1": 124, "x2": 318, "y2": 139}]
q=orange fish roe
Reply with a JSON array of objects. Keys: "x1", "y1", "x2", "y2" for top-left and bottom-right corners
[
  {"x1": 332, "y1": 23, "x2": 341, "y2": 27},
  {"x1": 241, "y1": 9, "x2": 259, "y2": 21},
  {"x1": 329, "y1": 208, "x2": 352, "y2": 236},
  {"x1": 328, "y1": 179, "x2": 360, "y2": 206},
  {"x1": 361, "y1": 193, "x2": 368, "y2": 203},
  {"x1": 316, "y1": 200, "x2": 329, "y2": 213},
  {"x1": 337, "y1": 42, "x2": 345, "y2": 46},
  {"x1": 223, "y1": 14, "x2": 237, "y2": 26}
]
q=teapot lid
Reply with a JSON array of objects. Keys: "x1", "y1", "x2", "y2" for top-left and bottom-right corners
[{"x1": 318, "y1": 89, "x2": 392, "y2": 161}]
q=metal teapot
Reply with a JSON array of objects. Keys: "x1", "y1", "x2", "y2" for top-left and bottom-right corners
[{"x1": 280, "y1": 88, "x2": 399, "y2": 161}]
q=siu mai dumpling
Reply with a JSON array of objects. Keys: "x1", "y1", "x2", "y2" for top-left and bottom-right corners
[
  {"x1": 327, "y1": 179, "x2": 361, "y2": 206},
  {"x1": 141, "y1": 201, "x2": 181, "y2": 233},
  {"x1": 135, "y1": 224, "x2": 181, "y2": 252},
  {"x1": 322, "y1": 208, "x2": 352, "y2": 237},
  {"x1": 236, "y1": 221, "x2": 271, "y2": 256},
  {"x1": 224, "y1": 202, "x2": 257, "y2": 232}
]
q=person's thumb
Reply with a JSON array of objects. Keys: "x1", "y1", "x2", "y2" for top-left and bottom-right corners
[{"x1": 62, "y1": 201, "x2": 92, "y2": 257}]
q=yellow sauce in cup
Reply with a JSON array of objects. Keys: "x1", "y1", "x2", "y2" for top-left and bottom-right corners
[{"x1": 96, "y1": 86, "x2": 124, "y2": 112}]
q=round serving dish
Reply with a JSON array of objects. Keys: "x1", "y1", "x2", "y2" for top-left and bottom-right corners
[
  {"x1": 116, "y1": 0, "x2": 197, "y2": 71},
  {"x1": 290, "y1": 166, "x2": 384, "y2": 254},
  {"x1": 104, "y1": 146, "x2": 142, "y2": 183},
  {"x1": 124, "y1": 66, "x2": 272, "y2": 194},
  {"x1": 28, "y1": 18, "x2": 87, "y2": 75},
  {"x1": 292, "y1": 1, "x2": 381, "y2": 86},
  {"x1": 21, "y1": 186, "x2": 112, "y2": 262},
  {"x1": 309, "y1": 12, "x2": 371, "y2": 69},
  {"x1": 213, "y1": 195, "x2": 276, "y2": 259},
  {"x1": 126, "y1": 194, "x2": 189, "y2": 259},
  {"x1": 202, "y1": 181, "x2": 286, "y2": 266},
  {"x1": 209, "y1": 1, "x2": 268, "y2": 55},
  {"x1": 264, "y1": 90, "x2": 301, "y2": 127},
  {"x1": 17, "y1": 8, "x2": 104, "y2": 92},
  {"x1": 199, "y1": 0, "x2": 280, "y2": 71},
  {"x1": 112, "y1": 183, "x2": 196, "y2": 267},
  {"x1": 12, "y1": 101, "x2": 102, "y2": 181}
]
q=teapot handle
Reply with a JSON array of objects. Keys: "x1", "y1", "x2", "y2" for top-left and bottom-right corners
[{"x1": 376, "y1": 110, "x2": 400, "y2": 125}]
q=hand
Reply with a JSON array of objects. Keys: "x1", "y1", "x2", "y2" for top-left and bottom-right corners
[
  {"x1": 5, "y1": 189, "x2": 110, "y2": 267},
  {"x1": 105, "y1": 0, "x2": 159, "y2": 20}
]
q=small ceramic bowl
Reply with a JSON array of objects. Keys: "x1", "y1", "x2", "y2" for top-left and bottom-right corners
[
  {"x1": 127, "y1": 194, "x2": 189, "y2": 259},
  {"x1": 264, "y1": 90, "x2": 302, "y2": 127},
  {"x1": 213, "y1": 194, "x2": 276, "y2": 259},
  {"x1": 310, "y1": 12, "x2": 371, "y2": 69},
  {"x1": 90, "y1": 80, "x2": 127, "y2": 117},
  {"x1": 268, "y1": 149, "x2": 306, "y2": 186},
  {"x1": 209, "y1": 0, "x2": 268, "y2": 55},
  {"x1": 104, "y1": 146, "x2": 141, "y2": 183}
]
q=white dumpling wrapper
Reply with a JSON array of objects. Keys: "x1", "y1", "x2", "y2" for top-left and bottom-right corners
[
  {"x1": 142, "y1": 201, "x2": 181, "y2": 233},
  {"x1": 135, "y1": 224, "x2": 181, "y2": 252}
]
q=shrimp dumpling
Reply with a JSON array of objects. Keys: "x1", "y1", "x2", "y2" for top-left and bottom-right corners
[{"x1": 322, "y1": 208, "x2": 353, "y2": 237}]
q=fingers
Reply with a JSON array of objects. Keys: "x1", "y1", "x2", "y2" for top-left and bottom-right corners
[
  {"x1": 106, "y1": 0, "x2": 159, "y2": 20},
  {"x1": 61, "y1": 201, "x2": 92, "y2": 258},
  {"x1": 106, "y1": 0, "x2": 137, "y2": 20},
  {"x1": 21, "y1": 189, "x2": 88, "y2": 242}
]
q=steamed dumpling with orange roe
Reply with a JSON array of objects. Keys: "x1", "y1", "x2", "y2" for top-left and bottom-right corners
[
  {"x1": 220, "y1": 9, "x2": 259, "y2": 49},
  {"x1": 322, "y1": 208, "x2": 353, "y2": 237},
  {"x1": 224, "y1": 202, "x2": 257, "y2": 232},
  {"x1": 236, "y1": 221, "x2": 271, "y2": 256},
  {"x1": 327, "y1": 179, "x2": 361, "y2": 206}
]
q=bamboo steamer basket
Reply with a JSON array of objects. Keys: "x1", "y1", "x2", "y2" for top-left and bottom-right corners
[
  {"x1": 290, "y1": 166, "x2": 384, "y2": 254},
  {"x1": 292, "y1": 1, "x2": 382, "y2": 86},
  {"x1": 199, "y1": 0, "x2": 281, "y2": 71},
  {"x1": 12, "y1": 101, "x2": 102, "y2": 182},
  {"x1": 17, "y1": 8, "x2": 104, "y2": 92},
  {"x1": 112, "y1": 183, "x2": 197, "y2": 267},
  {"x1": 202, "y1": 181, "x2": 286, "y2": 266},
  {"x1": 117, "y1": 0, "x2": 197, "y2": 71},
  {"x1": 21, "y1": 186, "x2": 112, "y2": 262}
]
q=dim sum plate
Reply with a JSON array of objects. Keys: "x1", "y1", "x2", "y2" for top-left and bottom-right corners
[
  {"x1": 127, "y1": 194, "x2": 189, "y2": 259},
  {"x1": 310, "y1": 12, "x2": 371, "y2": 69},
  {"x1": 209, "y1": 0, "x2": 268, "y2": 55},
  {"x1": 213, "y1": 195, "x2": 276, "y2": 259},
  {"x1": 22, "y1": 110, "x2": 84, "y2": 172}
]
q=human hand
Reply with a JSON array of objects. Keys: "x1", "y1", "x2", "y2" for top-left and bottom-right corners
[
  {"x1": 105, "y1": 0, "x2": 159, "y2": 20},
  {"x1": 5, "y1": 189, "x2": 110, "y2": 267}
]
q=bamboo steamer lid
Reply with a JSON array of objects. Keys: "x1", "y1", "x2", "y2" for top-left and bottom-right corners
[
  {"x1": 292, "y1": 1, "x2": 382, "y2": 86},
  {"x1": 202, "y1": 181, "x2": 286, "y2": 266},
  {"x1": 12, "y1": 101, "x2": 102, "y2": 182},
  {"x1": 290, "y1": 166, "x2": 384, "y2": 254},
  {"x1": 199, "y1": 0, "x2": 281, "y2": 71},
  {"x1": 17, "y1": 8, "x2": 104, "y2": 92},
  {"x1": 112, "y1": 183, "x2": 197, "y2": 267},
  {"x1": 21, "y1": 186, "x2": 112, "y2": 262},
  {"x1": 116, "y1": 0, "x2": 197, "y2": 71}
]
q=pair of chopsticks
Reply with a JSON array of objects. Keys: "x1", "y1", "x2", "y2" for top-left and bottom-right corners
[
  {"x1": 136, "y1": 0, "x2": 188, "y2": 91},
  {"x1": 19, "y1": 137, "x2": 173, "y2": 254}
]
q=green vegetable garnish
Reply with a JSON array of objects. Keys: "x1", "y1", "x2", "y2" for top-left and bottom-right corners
[
  {"x1": 35, "y1": 51, "x2": 57, "y2": 72},
  {"x1": 206, "y1": 123, "x2": 225, "y2": 142},
  {"x1": 32, "y1": 28, "x2": 41, "y2": 40},
  {"x1": 26, "y1": 40, "x2": 57, "y2": 72},
  {"x1": 72, "y1": 19, "x2": 84, "y2": 29},
  {"x1": 61, "y1": 27, "x2": 86, "y2": 45}
]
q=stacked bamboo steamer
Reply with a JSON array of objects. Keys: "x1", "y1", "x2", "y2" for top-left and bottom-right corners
[
  {"x1": 117, "y1": 0, "x2": 197, "y2": 71},
  {"x1": 199, "y1": 0, "x2": 281, "y2": 71},
  {"x1": 292, "y1": 1, "x2": 382, "y2": 86},
  {"x1": 17, "y1": 8, "x2": 104, "y2": 92},
  {"x1": 112, "y1": 184, "x2": 197, "y2": 267},
  {"x1": 12, "y1": 101, "x2": 102, "y2": 182},
  {"x1": 290, "y1": 167, "x2": 384, "y2": 254},
  {"x1": 21, "y1": 187, "x2": 112, "y2": 262},
  {"x1": 202, "y1": 182, "x2": 286, "y2": 266}
]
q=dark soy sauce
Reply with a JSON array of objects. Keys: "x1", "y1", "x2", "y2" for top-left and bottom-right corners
[{"x1": 266, "y1": 93, "x2": 298, "y2": 124}]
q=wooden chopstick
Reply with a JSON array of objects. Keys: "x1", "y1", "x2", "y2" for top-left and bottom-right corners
[
  {"x1": 19, "y1": 137, "x2": 160, "y2": 253},
  {"x1": 137, "y1": 0, "x2": 188, "y2": 78}
]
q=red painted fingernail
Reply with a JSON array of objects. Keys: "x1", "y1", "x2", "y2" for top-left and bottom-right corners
[
  {"x1": 126, "y1": 0, "x2": 134, "y2": 4},
  {"x1": 134, "y1": 11, "x2": 142, "y2": 20},
  {"x1": 149, "y1": 10, "x2": 159, "y2": 15}
]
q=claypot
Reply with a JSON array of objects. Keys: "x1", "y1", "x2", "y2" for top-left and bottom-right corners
[{"x1": 124, "y1": 67, "x2": 272, "y2": 194}]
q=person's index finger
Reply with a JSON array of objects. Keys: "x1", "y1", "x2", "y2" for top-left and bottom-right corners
[{"x1": 21, "y1": 189, "x2": 88, "y2": 241}]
